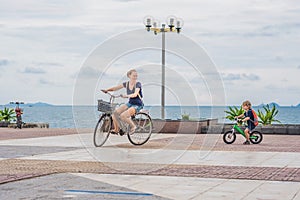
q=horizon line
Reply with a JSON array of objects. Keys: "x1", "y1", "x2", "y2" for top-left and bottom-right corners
[{"x1": 1, "y1": 103, "x2": 299, "y2": 107}]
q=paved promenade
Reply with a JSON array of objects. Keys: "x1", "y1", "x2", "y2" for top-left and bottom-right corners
[{"x1": 0, "y1": 128, "x2": 300, "y2": 199}]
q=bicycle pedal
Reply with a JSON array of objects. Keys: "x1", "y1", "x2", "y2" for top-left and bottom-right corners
[
  {"x1": 119, "y1": 129, "x2": 125, "y2": 136},
  {"x1": 110, "y1": 131, "x2": 118, "y2": 135}
]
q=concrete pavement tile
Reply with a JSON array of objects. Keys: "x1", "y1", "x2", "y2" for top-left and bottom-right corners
[
  {"x1": 0, "y1": 128, "x2": 80, "y2": 140},
  {"x1": 26, "y1": 149, "x2": 96, "y2": 161},
  {"x1": 0, "y1": 145, "x2": 81, "y2": 159},
  {"x1": 0, "y1": 134, "x2": 92, "y2": 147},
  {"x1": 242, "y1": 181, "x2": 300, "y2": 200},
  {"x1": 261, "y1": 153, "x2": 300, "y2": 168},
  {"x1": 74, "y1": 173, "x2": 187, "y2": 199},
  {"x1": 0, "y1": 132, "x2": 172, "y2": 148},
  {"x1": 74, "y1": 173, "x2": 147, "y2": 188},
  {"x1": 74, "y1": 174, "x2": 300, "y2": 200},
  {"x1": 193, "y1": 179, "x2": 262, "y2": 200},
  {"x1": 18, "y1": 146, "x2": 300, "y2": 169},
  {"x1": 158, "y1": 186, "x2": 200, "y2": 200},
  {"x1": 293, "y1": 189, "x2": 300, "y2": 200},
  {"x1": 0, "y1": 173, "x2": 169, "y2": 200}
]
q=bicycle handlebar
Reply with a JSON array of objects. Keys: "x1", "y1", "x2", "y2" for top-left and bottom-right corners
[
  {"x1": 101, "y1": 90, "x2": 122, "y2": 98},
  {"x1": 234, "y1": 118, "x2": 244, "y2": 124}
]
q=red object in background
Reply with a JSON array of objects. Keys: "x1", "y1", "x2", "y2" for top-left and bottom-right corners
[{"x1": 15, "y1": 108, "x2": 22, "y2": 117}]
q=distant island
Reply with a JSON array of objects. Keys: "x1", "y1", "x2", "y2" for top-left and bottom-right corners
[
  {"x1": 294, "y1": 103, "x2": 300, "y2": 108},
  {"x1": 257, "y1": 102, "x2": 281, "y2": 107},
  {"x1": 3, "y1": 102, "x2": 53, "y2": 107},
  {"x1": 25, "y1": 102, "x2": 53, "y2": 107},
  {"x1": 258, "y1": 102, "x2": 300, "y2": 108}
]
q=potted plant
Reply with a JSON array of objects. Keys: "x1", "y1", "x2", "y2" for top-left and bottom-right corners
[{"x1": 0, "y1": 107, "x2": 16, "y2": 127}]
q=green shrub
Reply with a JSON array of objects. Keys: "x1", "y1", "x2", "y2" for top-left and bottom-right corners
[
  {"x1": 0, "y1": 107, "x2": 16, "y2": 122},
  {"x1": 225, "y1": 106, "x2": 244, "y2": 121},
  {"x1": 257, "y1": 104, "x2": 281, "y2": 125},
  {"x1": 181, "y1": 113, "x2": 190, "y2": 121}
]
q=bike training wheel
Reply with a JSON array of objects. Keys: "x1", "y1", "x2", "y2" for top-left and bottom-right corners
[
  {"x1": 128, "y1": 112, "x2": 153, "y2": 145},
  {"x1": 93, "y1": 114, "x2": 112, "y2": 147},
  {"x1": 223, "y1": 131, "x2": 236, "y2": 144},
  {"x1": 249, "y1": 131, "x2": 263, "y2": 144}
]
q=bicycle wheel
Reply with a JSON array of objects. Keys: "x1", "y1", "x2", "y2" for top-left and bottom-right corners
[
  {"x1": 223, "y1": 131, "x2": 236, "y2": 144},
  {"x1": 128, "y1": 112, "x2": 153, "y2": 145},
  {"x1": 249, "y1": 131, "x2": 263, "y2": 144},
  {"x1": 93, "y1": 114, "x2": 112, "y2": 147}
]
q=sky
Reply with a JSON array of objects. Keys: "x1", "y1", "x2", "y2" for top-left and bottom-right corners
[{"x1": 0, "y1": 0, "x2": 299, "y2": 106}]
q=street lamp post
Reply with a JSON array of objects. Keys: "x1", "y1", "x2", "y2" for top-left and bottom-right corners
[{"x1": 144, "y1": 16, "x2": 183, "y2": 119}]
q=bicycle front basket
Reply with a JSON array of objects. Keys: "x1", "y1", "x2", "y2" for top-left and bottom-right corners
[{"x1": 98, "y1": 100, "x2": 113, "y2": 113}]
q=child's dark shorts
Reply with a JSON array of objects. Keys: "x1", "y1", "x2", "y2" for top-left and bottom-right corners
[{"x1": 246, "y1": 123, "x2": 256, "y2": 131}]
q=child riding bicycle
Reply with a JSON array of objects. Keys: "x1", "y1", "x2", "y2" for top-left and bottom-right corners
[
  {"x1": 102, "y1": 69, "x2": 143, "y2": 135},
  {"x1": 235, "y1": 100, "x2": 256, "y2": 145}
]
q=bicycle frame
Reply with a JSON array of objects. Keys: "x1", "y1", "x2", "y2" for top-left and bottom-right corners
[
  {"x1": 233, "y1": 124, "x2": 246, "y2": 137},
  {"x1": 232, "y1": 123, "x2": 257, "y2": 139},
  {"x1": 100, "y1": 90, "x2": 131, "y2": 133}
]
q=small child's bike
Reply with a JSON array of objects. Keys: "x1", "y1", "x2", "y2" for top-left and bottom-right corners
[{"x1": 223, "y1": 119, "x2": 263, "y2": 144}]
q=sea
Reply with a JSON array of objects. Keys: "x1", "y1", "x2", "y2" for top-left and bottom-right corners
[{"x1": 1, "y1": 105, "x2": 299, "y2": 128}]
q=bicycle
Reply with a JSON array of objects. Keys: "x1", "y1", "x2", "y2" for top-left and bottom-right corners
[
  {"x1": 93, "y1": 90, "x2": 153, "y2": 147},
  {"x1": 223, "y1": 119, "x2": 263, "y2": 144}
]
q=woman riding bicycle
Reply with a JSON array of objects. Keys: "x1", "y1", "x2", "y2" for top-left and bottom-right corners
[{"x1": 102, "y1": 69, "x2": 143, "y2": 135}]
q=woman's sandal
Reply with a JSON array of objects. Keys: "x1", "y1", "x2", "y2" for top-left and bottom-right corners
[{"x1": 110, "y1": 130, "x2": 119, "y2": 135}]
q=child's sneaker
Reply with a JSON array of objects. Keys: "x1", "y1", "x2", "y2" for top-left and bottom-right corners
[{"x1": 243, "y1": 140, "x2": 250, "y2": 145}]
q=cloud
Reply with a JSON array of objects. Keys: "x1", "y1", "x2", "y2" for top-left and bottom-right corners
[
  {"x1": 75, "y1": 66, "x2": 105, "y2": 79},
  {"x1": 33, "y1": 62, "x2": 63, "y2": 67},
  {"x1": 0, "y1": 59, "x2": 9, "y2": 66},
  {"x1": 2, "y1": 26, "x2": 104, "y2": 55},
  {"x1": 23, "y1": 67, "x2": 46, "y2": 74},
  {"x1": 242, "y1": 73, "x2": 260, "y2": 81},
  {"x1": 261, "y1": 23, "x2": 300, "y2": 35},
  {"x1": 113, "y1": 0, "x2": 140, "y2": 2},
  {"x1": 198, "y1": 22, "x2": 300, "y2": 39},
  {"x1": 0, "y1": 0, "x2": 299, "y2": 105},
  {"x1": 198, "y1": 32, "x2": 276, "y2": 38},
  {"x1": 38, "y1": 78, "x2": 69, "y2": 87},
  {"x1": 39, "y1": 79, "x2": 51, "y2": 85},
  {"x1": 222, "y1": 73, "x2": 240, "y2": 81},
  {"x1": 38, "y1": 79, "x2": 61, "y2": 87},
  {"x1": 222, "y1": 73, "x2": 260, "y2": 81},
  {"x1": 265, "y1": 84, "x2": 299, "y2": 91}
]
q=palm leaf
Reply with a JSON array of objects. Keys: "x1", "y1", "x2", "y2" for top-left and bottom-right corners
[
  {"x1": 224, "y1": 106, "x2": 243, "y2": 121},
  {"x1": 257, "y1": 104, "x2": 281, "y2": 125},
  {"x1": 0, "y1": 107, "x2": 16, "y2": 122}
]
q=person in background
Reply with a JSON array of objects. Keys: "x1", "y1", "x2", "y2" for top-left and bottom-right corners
[{"x1": 15, "y1": 105, "x2": 23, "y2": 129}]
